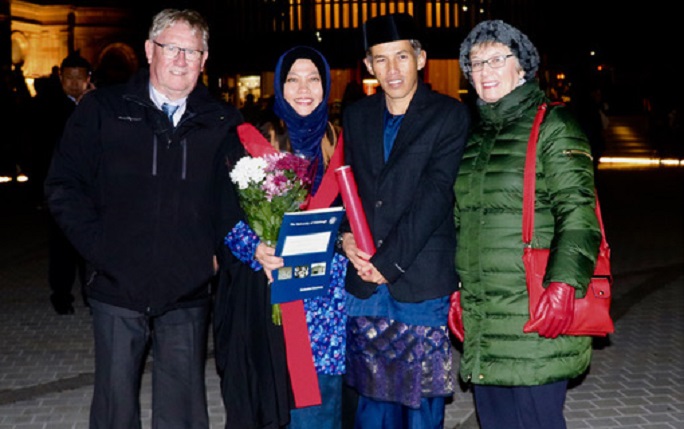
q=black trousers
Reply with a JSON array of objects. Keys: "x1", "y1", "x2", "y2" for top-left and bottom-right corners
[
  {"x1": 88, "y1": 299, "x2": 210, "y2": 429},
  {"x1": 473, "y1": 380, "x2": 569, "y2": 429},
  {"x1": 48, "y1": 214, "x2": 86, "y2": 306}
]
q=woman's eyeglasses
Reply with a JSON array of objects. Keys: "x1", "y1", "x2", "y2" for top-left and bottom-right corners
[{"x1": 470, "y1": 54, "x2": 514, "y2": 72}]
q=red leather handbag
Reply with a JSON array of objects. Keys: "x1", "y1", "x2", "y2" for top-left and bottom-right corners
[{"x1": 522, "y1": 104, "x2": 615, "y2": 337}]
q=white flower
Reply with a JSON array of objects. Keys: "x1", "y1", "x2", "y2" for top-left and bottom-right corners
[{"x1": 230, "y1": 156, "x2": 268, "y2": 189}]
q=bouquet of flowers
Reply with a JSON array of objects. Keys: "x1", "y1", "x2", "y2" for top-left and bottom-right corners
[{"x1": 230, "y1": 152, "x2": 312, "y2": 324}]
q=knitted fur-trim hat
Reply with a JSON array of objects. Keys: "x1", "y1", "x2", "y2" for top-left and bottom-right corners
[{"x1": 459, "y1": 20, "x2": 539, "y2": 81}]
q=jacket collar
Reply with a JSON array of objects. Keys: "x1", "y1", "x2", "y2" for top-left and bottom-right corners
[
  {"x1": 122, "y1": 68, "x2": 216, "y2": 116},
  {"x1": 477, "y1": 80, "x2": 545, "y2": 127},
  {"x1": 385, "y1": 81, "x2": 430, "y2": 157}
]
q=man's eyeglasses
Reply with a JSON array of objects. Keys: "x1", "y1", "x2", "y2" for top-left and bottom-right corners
[
  {"x1": 153, "y1": 40, "x2": 204, "y2": 62},
  {"x1": 470, "y1": 54, "x2": 515, "y2": 72}
]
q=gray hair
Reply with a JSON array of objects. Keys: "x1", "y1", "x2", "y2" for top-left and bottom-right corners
[{"x1": 148, "y1": 9, "x2": 210, "y2": 51}]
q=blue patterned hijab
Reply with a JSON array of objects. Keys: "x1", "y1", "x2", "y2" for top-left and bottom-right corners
[{"x1": 273, "y1": 46, "x2": 331, "y2": 191}]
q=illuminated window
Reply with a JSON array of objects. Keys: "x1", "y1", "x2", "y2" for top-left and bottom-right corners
[{"x1": 287, "y1": 1, "x2": 463, "y2": 31}]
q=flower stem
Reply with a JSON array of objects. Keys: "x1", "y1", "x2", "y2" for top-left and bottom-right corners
[{"x1": 272, "y1": 303, "x2": 282, "y2": 325}]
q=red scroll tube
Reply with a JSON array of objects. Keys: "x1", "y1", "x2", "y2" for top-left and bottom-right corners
[{"x1": 335, "y1": 165, "x2": 376, "y2": 255}]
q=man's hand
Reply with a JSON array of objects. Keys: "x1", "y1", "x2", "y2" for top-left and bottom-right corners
[
  {"x1": 358, "y1": 263, "x2": 387, "y2": 284},
  {"x1": 341, "y1": 232, "x2": 386, "y2": 284}
]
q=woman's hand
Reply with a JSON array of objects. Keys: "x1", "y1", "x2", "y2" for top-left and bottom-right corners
[
  {"x1": 254, "y1": 242, "x2": 284, "y2": 283},
  {"x1": 448, "y1": 291, "x2": 465, "y2": 342},
  {"x1": 524, "y1": 282, "x2": 575, "y2": 338}
]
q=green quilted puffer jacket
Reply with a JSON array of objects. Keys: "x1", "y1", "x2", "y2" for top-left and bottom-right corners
[{"x1": 453, "y1": 81, "x2": 602, "y2": 386}]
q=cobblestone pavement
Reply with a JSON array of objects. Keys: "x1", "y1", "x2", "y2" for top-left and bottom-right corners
[{"x1": 1, "y1": 115, "x2": 683, "y2": 428}]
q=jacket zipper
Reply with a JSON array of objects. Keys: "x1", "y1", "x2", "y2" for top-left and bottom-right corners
[
  {"x1": 152, "y1": 135, "x2": 158, "y2": 176},
  {"x1": 181, "y1": 138, "x2": 187, "y2": 180},
  {"x1": 562, "y1": 149, "x2": 593, "y2": 161}
]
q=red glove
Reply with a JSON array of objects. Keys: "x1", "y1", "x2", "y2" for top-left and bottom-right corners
[
  {"x1": 523, "y1": 282, "x2": 575, "y2": 338},
  {"x1": 448, "y1": 291, "x2": 464, "y2": 342}
]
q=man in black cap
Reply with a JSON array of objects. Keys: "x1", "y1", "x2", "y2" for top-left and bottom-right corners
[{"x1": 338, "y1": 12, "x2": 470, "y2": 428}]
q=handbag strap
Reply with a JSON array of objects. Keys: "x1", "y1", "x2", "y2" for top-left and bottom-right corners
[
  {"x1": 522, "y1": 103, "x2": 549, "y2": 245},
  {"x1": 521, "y1": 104, "x2": 610, "y2": 262}
]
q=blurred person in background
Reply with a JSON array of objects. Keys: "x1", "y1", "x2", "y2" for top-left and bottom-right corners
[
  {"x1": 240, "y1": 92, "x2": 262, "y2": 124},
  {"x1": 33, "y1": 52, "x2": 93, "y2": 315}
]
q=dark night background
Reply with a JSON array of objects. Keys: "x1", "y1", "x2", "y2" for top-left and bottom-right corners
[
  {"x1": 15, "y1": 1, "x2": 684, "y2": 116},
  {"x1": 158, "y1": 1, "x2": 677, "y2": 114}
]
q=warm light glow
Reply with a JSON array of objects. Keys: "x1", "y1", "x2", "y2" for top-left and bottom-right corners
[
  {"x1": 313, "y1": 1, "x2": 417, "y2": 29},
  {"x1": 362, "y1": 78, "x2": 379, "y2": 95},
  {"x1": 17, "y1": 174, "x2": 29, "y2": 183},
  {"x1": 239, "y1": 76, "x2": 261, "y2": 89},
  {"x1": 0, "y1": 176, "x2": 12, "y2": 184},
  {"x1": 599, "y1": 157, "x2": 684, "y2": 169},
  {"x1": 25, "y1": 78, "x2": 36, "y2": 97},
  {"x1": 309, "y1": 1, "x2": 457, "y2": 30}
]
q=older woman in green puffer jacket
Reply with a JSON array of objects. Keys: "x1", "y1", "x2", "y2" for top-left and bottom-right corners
[{"x1": 450, "y1": 20, "x2": 602, "y2": 429}]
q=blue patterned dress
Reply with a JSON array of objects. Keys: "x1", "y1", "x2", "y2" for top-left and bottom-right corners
[{"x1": 225, "y1": 221, "x2": 348, "y2": 376}]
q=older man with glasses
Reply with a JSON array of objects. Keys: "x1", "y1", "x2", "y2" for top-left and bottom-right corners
[{"x1": 44, "y1": 8, "x2": 244, "y2": 428}]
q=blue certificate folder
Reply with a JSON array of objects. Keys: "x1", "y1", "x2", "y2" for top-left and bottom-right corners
[{"x1": 271, "y1": 206, "x2": 345, "y2": 304}]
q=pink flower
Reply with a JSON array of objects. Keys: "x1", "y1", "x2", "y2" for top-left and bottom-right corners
[{"x1": 229, "y1": 152, "x2": 312, "y2": 242}]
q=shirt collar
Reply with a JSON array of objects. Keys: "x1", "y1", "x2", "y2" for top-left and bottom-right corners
[
  {"x1": 149, "y1": 84, "x2": 187, "y2": 125},
  {"x1": 149, "y1": 85, "x2": 187, "y2": 110}
]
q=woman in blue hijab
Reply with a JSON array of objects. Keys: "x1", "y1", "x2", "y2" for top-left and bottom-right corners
[
  {"x1": 273, "y1": 45, "x2": 348, "y2": 429},
  {"x1": 273, "y1": 46, "x2": 335, "y2": 193},
  {"x1": 216, "y1": 46, "x2": 350, "y2": 429}
]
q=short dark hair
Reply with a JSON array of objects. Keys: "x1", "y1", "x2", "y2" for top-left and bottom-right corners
[{"x1": 60, "y1": 51, "x2": 92, "y2": 74}]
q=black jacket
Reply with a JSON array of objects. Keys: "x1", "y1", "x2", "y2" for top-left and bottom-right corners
[
  {"x1": 341, "y1": 82, "x2": 470, "y2": 302},
  {"x1": 45, "y1": 69, "x2": 243, "y2": 315}
]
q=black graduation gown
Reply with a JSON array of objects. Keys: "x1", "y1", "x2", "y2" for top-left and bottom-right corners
[{"x1": 213, "y1": 253, "x2": 293, "y2": 429}]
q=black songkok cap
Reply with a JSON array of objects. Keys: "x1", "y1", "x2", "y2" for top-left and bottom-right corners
[{"x1": 363, "y1": 13, "x2": 419, "y2": 51}]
